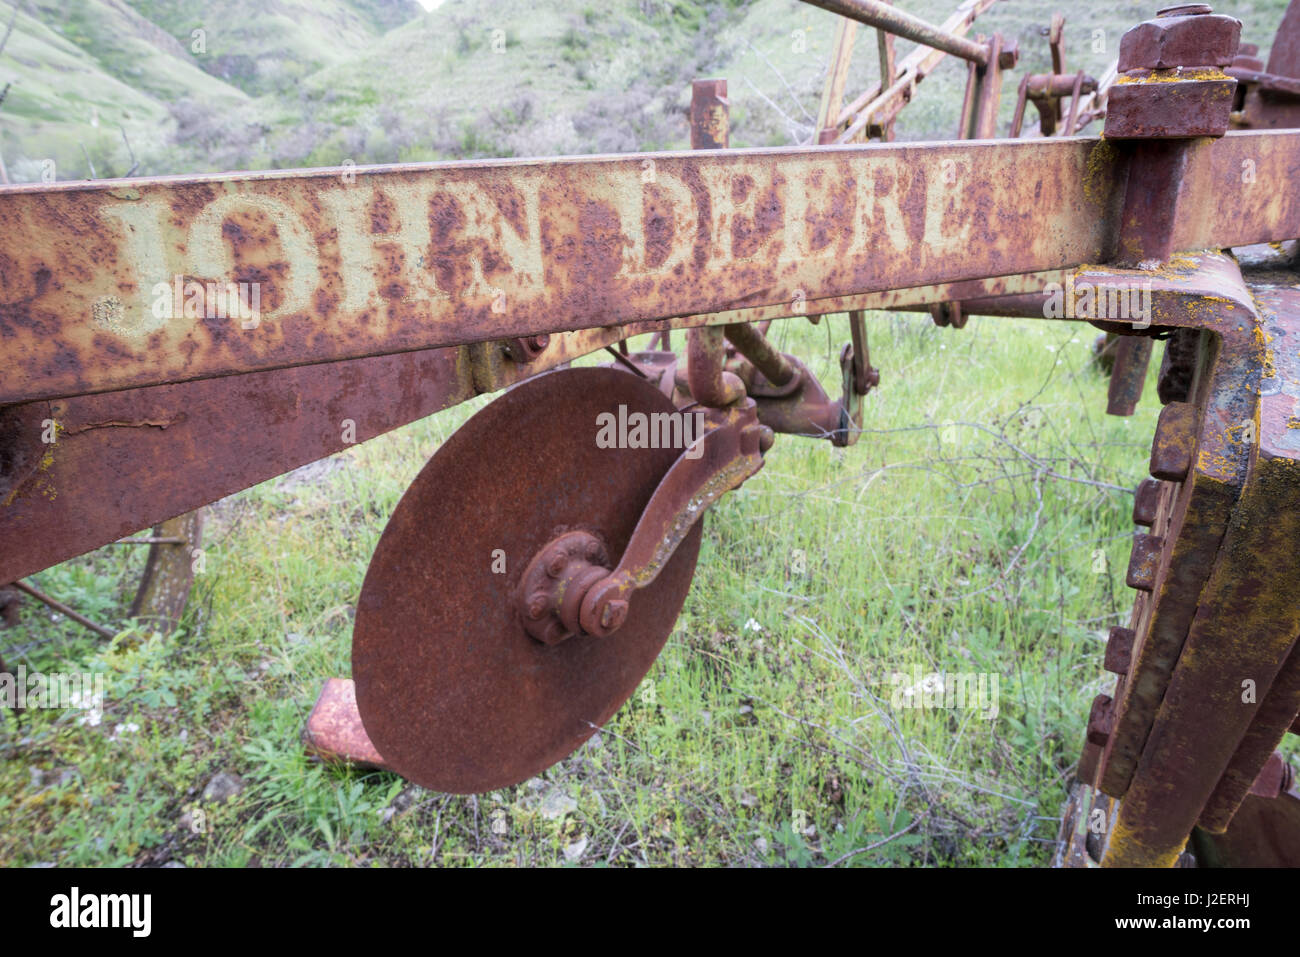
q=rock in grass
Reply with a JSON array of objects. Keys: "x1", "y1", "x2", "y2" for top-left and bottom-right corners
[
  {"x1": 539, "y1": 789, "x2": 577, "y2": 820},
  {"x1": 563, "y1": 834, "x2": 588, "y2": 862},
  {"x1": 202, "y1": 771, "x2": 245, "y2": 804}
]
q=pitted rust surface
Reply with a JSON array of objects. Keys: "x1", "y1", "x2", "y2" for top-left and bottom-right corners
[
  {"x1": 0, "y1": 325, "x2": 643, "y2": 585},
  {"x1": 6, "y1": 132, "x2": 1299, "y2": 406},
  {"x1": 0, "y1": 137, "x2": 1152, "y2": 404},
  {"x1": 1195, "y1": 284, "x2": 1300, "y2": 833}
]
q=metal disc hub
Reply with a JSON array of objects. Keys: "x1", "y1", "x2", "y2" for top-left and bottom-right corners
[{"x1": 517, "y1": 530, "x2": 615, "y2": 645}]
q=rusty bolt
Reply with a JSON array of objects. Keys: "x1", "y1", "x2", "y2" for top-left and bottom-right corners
[
  {"x1": 1133, "y1": 478, "x2": 1163, "y2": 527},
  {"x1": 546, "y1": 551, "x2": 568, "y2": 578},
  {"x1": 1105, "y1": 627, "x2": 1137, "y2": 675},
  {"x1": 1127, "y1": 534, "x2": 1163, "y2": 591},
  {"x1": 998, "y1": 38, "x2": 1020, "y2": 70},
  {"x1": 504, "y1": 334, "x2": 550, "y2": 363},
  {"x1": 1150, "y1": 401, "x2": 1198, "y2": 481},
  {"x1": 538, "y1": 620, "x2": 569, "y2": 646},
  {"x1": 1107, "y1": 6, "x2": 1241, "y2": 139},
  {"x1": 1087, "y1": 694, "x2": 1115, "y2": 747},
  {"x1": 585, "y1": 541, "x2": 605, "y2": 564},
  {"x1": 1118, "y1": 7, "x2": 1240, "y2": 71},
  {"x1": 527, "y1": 594, "x2": 549, "y2": 620},
  {"x1": 599, "y1": 599, "x2": 629, "y2": 632}
]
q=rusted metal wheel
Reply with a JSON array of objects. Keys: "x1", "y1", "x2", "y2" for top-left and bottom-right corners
[{"x1": 352, "y1": 367, "x2": 703, "y2": 794}]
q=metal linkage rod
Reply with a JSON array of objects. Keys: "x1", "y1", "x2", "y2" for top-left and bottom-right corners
[
  {"x1": 800, "y1": 0, "x2": 990, "y2": 66},
  {"x1": 724, "y1": 322, "x2": 796, "y2": 387},
  {"x1": 13, "y1": 580, "x2": 116, "y2": 640}
]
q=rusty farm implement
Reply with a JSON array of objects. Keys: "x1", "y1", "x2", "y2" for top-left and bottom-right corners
[{"x1": 4, "y1": 1, "x2": 1300, "y2": 869}]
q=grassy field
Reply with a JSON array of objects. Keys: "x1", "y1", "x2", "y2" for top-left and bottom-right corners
[
  {"x1": 1, "y1": 0, "x2": 1296, "y2": 868},
  {"x1": 2, "y1": 314, "x2": 1166, "y2": 867}
]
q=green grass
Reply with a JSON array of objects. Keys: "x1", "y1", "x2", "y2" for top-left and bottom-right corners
[{"x1": 2, "y1": 315, "x2": 1174, "y2": 867}]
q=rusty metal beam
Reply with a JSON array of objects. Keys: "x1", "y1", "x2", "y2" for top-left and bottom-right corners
[
  {"x1": 0, "y1": 326, "x2": 641, "y2": 584},
  {"x1": 4, "y1": 139, "x2": 1123, "y2": 402},
  {"x1": 6, "y1": 132, "x2": 1300, "y2": 406}
]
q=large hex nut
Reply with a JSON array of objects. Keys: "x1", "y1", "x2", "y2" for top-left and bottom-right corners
[{"x1": 1117, "y1": 12, "x2": 1241, "y2": 71}]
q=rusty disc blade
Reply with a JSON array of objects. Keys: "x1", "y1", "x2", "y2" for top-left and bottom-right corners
[{"x1": 352, "y1": 367, "x2": 702, "y2": 793}]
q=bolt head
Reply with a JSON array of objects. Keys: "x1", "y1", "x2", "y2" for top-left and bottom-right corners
[
  {"x1": 599, "y1": 599, "x2": 629, "y2": 632},
  {"x1": 1086, "y1": 694, "x2": 1115, "y2": 747},
  {"x1": 1117, "y1": 12, "x2": 1240, "y2": 71},
  {"x1": 998, "y1": 38, "x2": 1020, "y2": 70},
  {"x1": 527, "y1": 595, "x2": 549, "y2": 620},
  {"x1": 546, "y1": 552, "x2": 568, "y2": 578}
]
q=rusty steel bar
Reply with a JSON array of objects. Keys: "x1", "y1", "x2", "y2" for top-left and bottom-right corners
[
  {"x1": 108, "y1": 536, "x2": 186, "y2": 545},
  {"x1": 7, "y1": 132, "x2": 1300, "y2": 406},
  {"x1": 1194, "y1": 284, "x2": 1300, "y2": 834},
  {"x1": 799, "y1": 0, "x2": 990, "y2": 66},
  {"x1": 0, "y1": 138, "x2": 1124, "y2": 403},
  {"x1": 814, "y1": 18, "x2": 858, "y2": 144},
  {"x1": 1106, "y1": 337, "x2": 1154, "y2": 416},
  {"x1": 833, "y1": 0, "x2": 997, "y2": 129},
  {"x1": 875, "y1": 3, "x2": 898, "y2": 140},
  {"x1": 840, "y1": 69, "x2": 919, "y2": 143},
  {"x1": 12, "y1": 579, "x2": 115, "y2": 639},
  {"x1": 724, "y1": 321, "x2": 796, "y2": 387},
  {"x1": 0, "y1": 324, "x2": 663, "y2": 585},
  {"x1": 686, "y1": 81, "x2": 743, "y2": 409}
]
